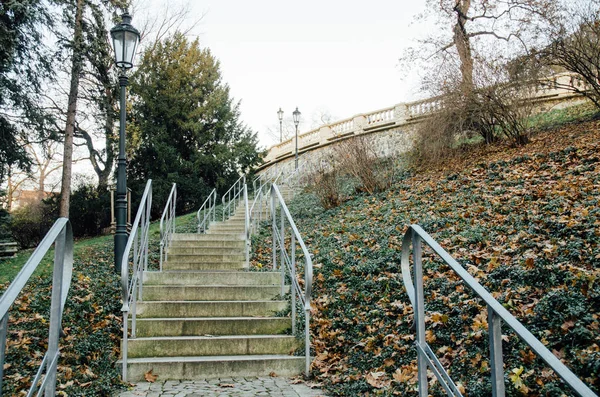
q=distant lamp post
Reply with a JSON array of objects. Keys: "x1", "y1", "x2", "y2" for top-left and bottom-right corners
[
  {"x1": 111, "y1": 12, "x2": 140, "y2": 273},
  {"x1": 277, "y1": 107, "x2": 284, "y2": 142},
  {"x1": 292, "y1": 107, "x2": 301, "y2": 170}
]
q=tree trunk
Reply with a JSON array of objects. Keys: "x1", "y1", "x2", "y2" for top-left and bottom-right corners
[
  {"x1": 58, "y1": 0, "x2": 84, "y2": 218},
  {"x1": 453, "y1": 0, "x2": 474, "y2": 95}
]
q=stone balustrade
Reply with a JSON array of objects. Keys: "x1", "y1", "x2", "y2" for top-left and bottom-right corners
[{"x1": 260, "y1": 72, "x2": 589, "y2": 168}]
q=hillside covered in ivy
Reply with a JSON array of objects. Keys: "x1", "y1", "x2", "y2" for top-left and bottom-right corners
[{"x1": 252, "y1": 120, "x2": 600, "y2": 396}]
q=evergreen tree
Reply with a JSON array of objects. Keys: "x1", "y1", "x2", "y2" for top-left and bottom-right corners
[
  {"x1": 0, "y1": 0, "x2": 54, "y2": 185},
  {"x1": 128, "y1": 32, "x2": 262, "y2": 215}
]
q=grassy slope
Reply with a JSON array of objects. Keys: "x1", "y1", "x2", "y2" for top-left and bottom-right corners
[
  {"x1": 253, "y1": 120, "x2": 600, "y2": 396},
  {"x1": 0, "y1": 211, "x2": 199, "y2": 396}
]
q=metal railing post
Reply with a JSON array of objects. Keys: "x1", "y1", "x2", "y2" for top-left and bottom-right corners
[
  {"x1": 272, "y1": 188, "x2": 277, "y2": 270},
  {"x1": 280, "y1": 206, "x2": 285, "y2": 295},
  {"x1": 488, "y1": 305, "x2": 505, "y2": 397},
  {"x1": 291, "y1": 233, "x2": 297, "y2": 335},
  {"x1": 413, "y1": 232, "x2": 428, "y2": 397},
  {"x1": 0, "y1": 314, "x2": 7, "y2": 396}
]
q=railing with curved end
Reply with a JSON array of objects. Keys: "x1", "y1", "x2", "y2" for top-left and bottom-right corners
[
  {"x1": 159, "y1": 183, "x2": 177, "y2": 270},
  {"x1": 400, "y1": 224, "x2": 597, "y2": 397},
  {"x1": 120, "y1": 179, "x2": 152, "y2": 382},
  {"x1": 197, "y1": 188, "x2": 217, "y2": 233},
  {"x1": 222, "y1": 175, "x2": 245, "y2": 221},
  {"x1": 270, "y1": 184, "x2": 313, "y2": 376},
  {"x1": 0, "y1": 218, "x2": 73, "y2": 397}
]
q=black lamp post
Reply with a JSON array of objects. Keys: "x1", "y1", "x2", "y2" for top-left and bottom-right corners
[
  {"x1": 277, "y1": 107, "x2": 284, "y2": 143},
  {"x1": 111, "y1": 12, "x2": 140, "y2": 273},
  {"x1": 292, "y1": 107, "x2": 301, "y2": 170}
]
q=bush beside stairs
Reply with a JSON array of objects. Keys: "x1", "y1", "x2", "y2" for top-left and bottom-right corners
[{"x1": 123, "y1": 187, "x2": 304, "y2": 381}]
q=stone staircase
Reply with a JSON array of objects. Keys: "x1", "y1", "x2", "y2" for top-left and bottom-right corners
[{"x1": 124, "y1": 205, "x2": 305, "y2": 381}]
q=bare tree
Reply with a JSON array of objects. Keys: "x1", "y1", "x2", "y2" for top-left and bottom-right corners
[
  {"x1": 538, "y1": 0, "x2": 600, "y2": 108},
  {"x1": 4, "y1": 140, "x2": 68, "y2": 211},
  {"x1": 403, "y1": 0, "x2": 559, "y2": 95}
]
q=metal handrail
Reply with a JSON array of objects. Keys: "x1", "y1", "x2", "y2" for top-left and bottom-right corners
[
  {"x1": 270, "y1": 184, "x2": 313, "y2": 376},
  {"x1": 244, "y1": 184, "x2": 250, "y2": 268},
  {"x1": 159, "y1": 183, "x2": 177, "y2": 270},
  {"x1": 120, "y1": 179, "x2": 152, "y2": 382},
  {"x1": 0, "y1": 218, "x2": 73, "y2": 397},
  {"x1": 401, "y1": 224, "x2": 596, "y2": 397},
  {"x1": 222, "y1": 175, "x2": 245, "y2": 221},
  {"x1": 197, "y1": 188, "x2": 217, "y2": 233},
  {"x1": 249, "y1": 178, "x2": 271, "y2": 235}
]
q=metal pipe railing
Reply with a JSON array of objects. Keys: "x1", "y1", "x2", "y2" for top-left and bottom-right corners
[
  {"x1": 270, "y1": 184, "x2": 313, "y2": 376},
  {"x1": 120, "y1": 179, "x2": 152, "y2": 382},
  {"x1": 400, "y1": 224, "x2": 596, "y2": 397},
  {"x1": 197, "y1": 188, "x2": 217, "y2": 233},
  {"x1": 0, "y1": 218, "x2": 73, "y2": 396},
  {"x1": 244, "y1": 184, "x2": 250, "y2": 268},
  {"x1": 222, "y1": 175, "x2": 245, "y2": 221},
  {"x1": 159, "y1": 183, "x2": 177, "y2": 270}
]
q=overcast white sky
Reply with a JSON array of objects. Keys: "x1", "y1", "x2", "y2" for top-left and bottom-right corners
[{"x1": 156, "y1": 0, "x2": 429, "y2": 149}]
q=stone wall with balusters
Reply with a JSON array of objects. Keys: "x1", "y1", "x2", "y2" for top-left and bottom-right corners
[{"x1": 258, "y1": 72, "x2": 590, "y2": 177}]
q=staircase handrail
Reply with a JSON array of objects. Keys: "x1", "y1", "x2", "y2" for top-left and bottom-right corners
[
  {"x1": 159, "y1": 183, "x2": 177, "y2": 270},
  {"x1": 400, "y1": 224, "x2": 596, "y2": 397},
  {"x1": 222, "y1": 175, "x2": 245, "y2": 221},
  {"x1": 196, "y1": 188, "x2": 217, "y2": 233},
  {"x1": 0, "y1": 218, "x2": 73, "y2": 396},
  {"x1": 244, "y1": 184, "x2": 250, "y2": 268},
  {"x1": 270, "y1": 184, "x2": 313, "y2": 376},
  {"x1": 248, "y1": 178, "x2": 272, "y2": 235},
  {"x1": 281, "y1": 160, "x2": 306, "y2": 190},
  {"x1": 119, "y1": 179, "x2": 152, "y2": 382}
]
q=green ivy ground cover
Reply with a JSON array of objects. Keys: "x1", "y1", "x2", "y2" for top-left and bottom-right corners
[
  {"x1": 0, "y1": 211, "x2": 201, "y2": 395},
  {"x1": 252, "y1": 120, "x2": 600, "y2": 396}
]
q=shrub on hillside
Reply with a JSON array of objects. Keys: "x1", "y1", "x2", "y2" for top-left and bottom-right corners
[
  {"x1": 10, "y1": 201, "x2": 56, "y2": 248},
  {"x1": 334, "y1": 135, "x2": 393, "y2": 195},
  {"x1": 412, "y1": 61, "x2": 537, "y2": 166},
  {"x1": 310, "y1": 156, "x2": 342, "y2": 209},
  {"x1": 68, "y1": 183, "x2": 111, "y2": 237}
]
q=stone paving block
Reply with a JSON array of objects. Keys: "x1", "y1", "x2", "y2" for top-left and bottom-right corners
[{"x1": 116, "y1": 377, "x2": 328, "y2": 397}]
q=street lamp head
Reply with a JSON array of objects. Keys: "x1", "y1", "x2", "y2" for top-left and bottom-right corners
[
  {"x1": 277, "y1": 107, "x2": 284, "y2": 121},
  {"x1": 292, "y1": 107, "x2": 301, "y2": 126},
  {"x1": 110, "y1": 12, "x2": 140, "y2": 70}
]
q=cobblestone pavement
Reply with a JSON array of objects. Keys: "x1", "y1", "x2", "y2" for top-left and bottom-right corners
[{"x1": 116, "y1": 378, "x2": 328, "y2": 397}]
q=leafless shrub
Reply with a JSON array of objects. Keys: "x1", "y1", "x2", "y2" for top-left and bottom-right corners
[
  {"x1": 333, "y1": 134, "x2": 392, "y2": 195},
  {"x1": 309, "y1": 156, "x2": 341, "y2": 209},
  {"x1": 410, "y1": 59, "x2": 538, "y2": 166}
]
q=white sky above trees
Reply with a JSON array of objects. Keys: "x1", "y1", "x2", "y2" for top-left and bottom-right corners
[{"x1": 139, "y1": 0, "x2": 428, "y2": 148}]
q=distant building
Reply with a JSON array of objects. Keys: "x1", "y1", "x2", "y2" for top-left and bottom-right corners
[{"x1": 9, "y1": 190, "x2": 55, "y2": 211}]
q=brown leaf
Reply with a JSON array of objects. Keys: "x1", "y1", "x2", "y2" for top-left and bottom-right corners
[
  {"x1": 218, "y1": 383, "x2": 235, "y2": 388},
  {"x1": 144, "y1": 369, "x2": 158, "y2": 383},
  {"x1": 366, "y1": 371, "x2": 391, "y2": 389}
]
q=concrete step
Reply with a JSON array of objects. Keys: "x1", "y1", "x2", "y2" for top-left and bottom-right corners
[
  {"x1": 162, "y1": 261, "x2": 245, "y2": 271},
  {"x1": 123, "y1": 355, "x2": 305, "y2": 381},
  {"x1": 127, "y1": 335, "x2": 299, "y2": 358},
  {"x1": 205, "y1": 231, "x2": 245, "y2": 237},
  {"x1": 168, "y1": 247, "x2": 244, "y2": 256},
  {"x1": 134, "y1": 317, "x2": 292, "y2": 337},
  {"x1": 172, "y1": 233, "x2": 244, "y2": 242},
  {"x1": 136, "y1": 300, "x2": 288, "y2": 318},
  {"x1": 208, "y1": 226, "x2": 245, "y2": 232},
  {"x1": 143, "y1": 271, "x2": 280, "y2": 286},
  {"x1": 142, "y1": 285, "x2": 288, "y2": 301},
  {"x1": 166, "y1": 254, "x2": 245, "y2": 263},
  {"x1": 170, "y1": 240, "x2": 245, "y2": 248}
]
